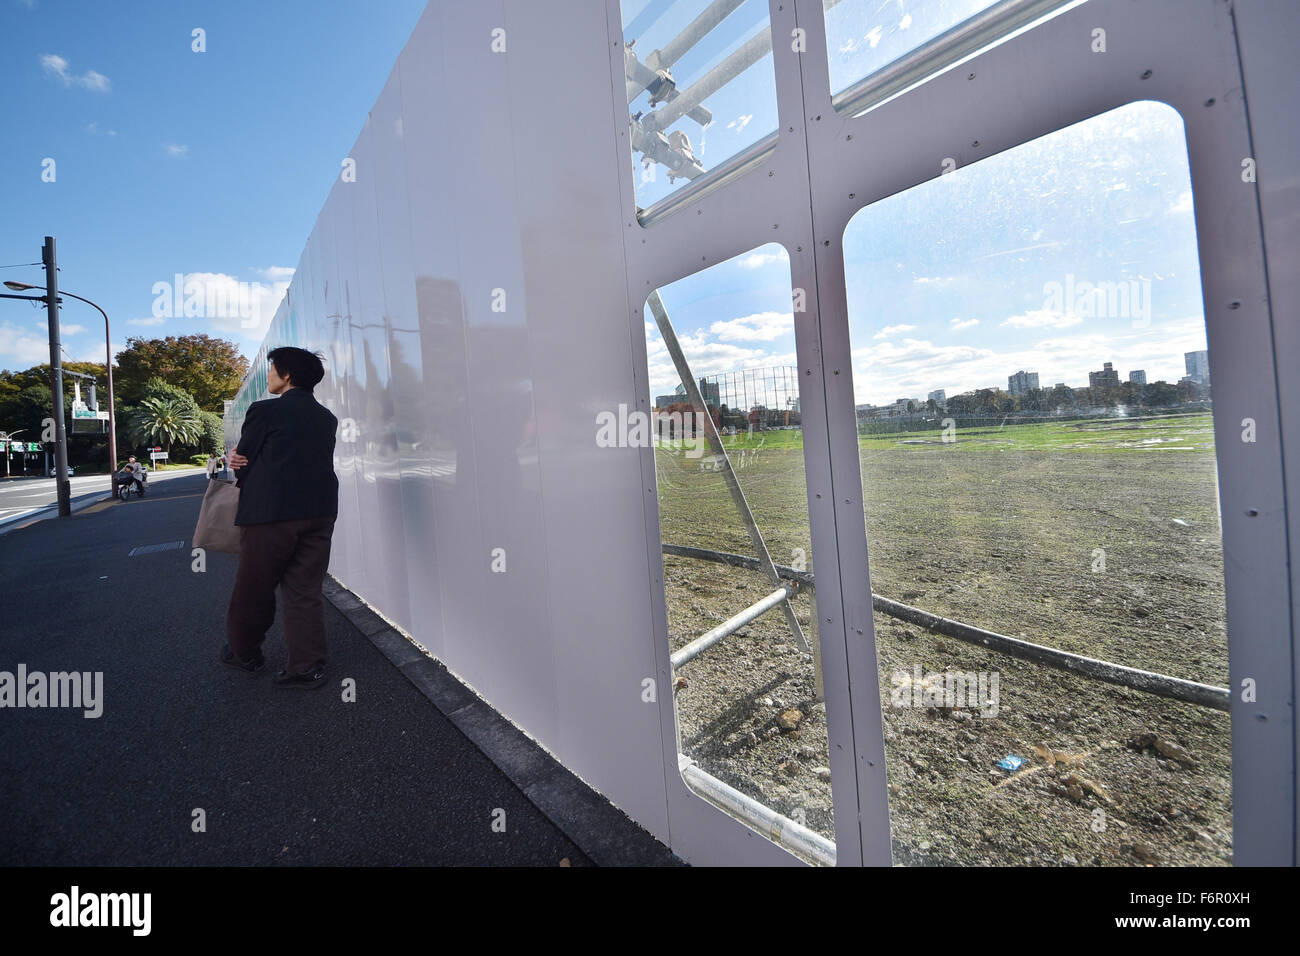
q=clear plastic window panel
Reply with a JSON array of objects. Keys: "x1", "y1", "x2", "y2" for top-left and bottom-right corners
[
  {"x1": 822, "y1": 0, "x2": 1082, "y2": 107},
  {"x1": 842, "y1": 101, "x2": 1230, "y2": 865},
  {"x1": 644, "y1": 243, "x2": 836, "y2": 863},
  {"x1": 620, "y1": 0, "x2": 779, "y2": 212}
]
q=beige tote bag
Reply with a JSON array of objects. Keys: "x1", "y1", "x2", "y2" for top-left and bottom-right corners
[{"x1": 193, "y1": 478, "x2": 241, "y2": 553}]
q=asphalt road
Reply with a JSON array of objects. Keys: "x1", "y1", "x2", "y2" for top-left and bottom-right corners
[
  {"x1": 0, "y1": 467, "x2": 207, "y2": 527},
  {"x1": 0, "y1": 473, "x2": 596, "y2": 865}
]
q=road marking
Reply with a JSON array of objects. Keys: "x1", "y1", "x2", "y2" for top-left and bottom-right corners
[{"x1": 129, "y1": 540, "x2": 187, "y2": 556}]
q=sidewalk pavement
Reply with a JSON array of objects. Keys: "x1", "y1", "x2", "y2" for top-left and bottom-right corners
[{"x1": 0, "y1": 473, "x2": 679, "y2": 866}]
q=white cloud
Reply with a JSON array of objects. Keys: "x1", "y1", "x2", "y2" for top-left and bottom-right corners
[
  {"x1": 736, "y1": 250, "x2": 787, "y2": 270},
  {"x1": 0, "y1": 322, "x2": 53, "y2": 365},
  {"x1": 127, "y1": 316, "x2": 167, "y2": 326},
  {"x1": 709, "y1": 310, "x2": 791, "y2": 342},
  {"x1": 913, "y1": 275, "x2": 953, "y2": 286},
  {"x1": 949, "y1": 318, "x2": 979, "y2": 331},
  {"x1": 164, "y1": 143, "x2": 189, "y2": 157},
  {"x1": 40, "y1": 53, "x2": 68, "y2": 76},
  {"x1": 256, "y1": 265, "x2": 295, "y2": 282},
  {"x1": 1001, "y1": 309, "x2": 1083, "y2": 329},
  {"x1": 865, "y1": 26, "x2": 883, "y2": 48},
  {"x1": 68, "y1": 340, "x2": 126, "y2": 363},
  {"x1": 60, "y1": 324, "x2": 86, "y2": 335},
  {"x1": 85, "y1": 121, "x2": 117, "y2": 136},
  {"x1": 899, "y1": 13, "x2": 912, "y2": 29},
  {"x1": 1169, "y1": 190, "x2": 1193, "y2": 214},
  {"x1": 80, "y1": 70, "x2": 110, "y2": 92},
  {"x1": 646, "y1": 324, "x2": 796, "y2": 394},
  {"x1": 40, "y1": 53, "x2": 110, "y2": 91},
  {"x1": 848, "y1": 318, "x2": 1208, "y2": 405},
  {"x1": 149, "y1": 271, "x2": 291, "y2": 339},
  {"x1": 873, "y1": 323, "x2": 915, "y2": 339},
  {"x1": 726, "y1": 114, "x2": 753, "y2": 134}
]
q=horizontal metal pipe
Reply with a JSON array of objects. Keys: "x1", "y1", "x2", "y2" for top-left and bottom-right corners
[
  {"x1": 663, "y1": 543, "x2": 814, "y2": 588},
  {"x1": 642, "y1": 26, "x2": 771, "y2": 134},
  {"x1": 679, "y1": 754, "x2": 836, "y2": 866},
  {"x1": 625, "y1": 49, "x2": 713, "y2": 125},
  {"x1": 662, "y1": 542, "x2": 1232, "y2": 711},
  {"x1": 671, "y1": 585, "x2": 793, "y2": 669},
  {"x1": 645, "y1": 0, "x2": 747, "y2": 73},
  {"x1": 638, "y1": 130, "x2": 777, "y2": 224},
  {"x1": 831, "y1": 0, "x2": 1076, "y2": 118},
  {"x1": 871, "y1": 595, "x2": 1231, "y2": 712}
]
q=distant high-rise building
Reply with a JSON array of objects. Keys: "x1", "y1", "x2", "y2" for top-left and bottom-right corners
[
  {"x1": 1129, "y1": 370, "x2": 1147, "y2": 385},
  {"x1": 1185, "y1": 350, "x2": 1210, "y2": 385},
  {"x1": 1089, "y1": 361, "x2": 1120, "y2": 390},
  {"x1": 927, "y1": 389, "x2": 946, "y2": 407},
  {"x1": 1007, "y1": 370, "x2": 1039, "y2": 396},
  {"x1": 699, "y1": 378, "x2": 720, "y2": 407}
]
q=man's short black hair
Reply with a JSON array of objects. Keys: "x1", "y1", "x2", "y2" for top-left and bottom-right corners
[{"x1": 268, "y1": 346, "x2": 326, "y2": 391}]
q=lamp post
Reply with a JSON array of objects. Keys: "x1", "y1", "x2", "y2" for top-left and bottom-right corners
[
  {"x1": 0, "y1": 238, "x2": 68, "y2": 514},
  {"x1": 5, "y1": 278, "x2": 117, "y2": 497},
  {"x1": 0, "y1": 430, "x2": 26, "y2": 479}
]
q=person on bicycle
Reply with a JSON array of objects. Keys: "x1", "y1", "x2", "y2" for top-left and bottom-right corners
[
  {"x1": 114, "y1": 462, "x2": 135, "y2": 499},
  {"x1": 124, "y1": 456, "x2": 145, "y2": 495}
]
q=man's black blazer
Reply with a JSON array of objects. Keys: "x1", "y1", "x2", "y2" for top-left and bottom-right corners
[{"x1": 232, "y1": 387, "x2": 339, "y2": 526}]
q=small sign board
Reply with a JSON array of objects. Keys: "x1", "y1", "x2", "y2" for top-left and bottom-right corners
[{"x1": 150, "y1": 450, "x2": 168, "y2": 467}]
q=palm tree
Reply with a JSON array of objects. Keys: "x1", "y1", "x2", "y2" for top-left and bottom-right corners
[{"x1": 127, "y1": 396, "x2": 203, "y2": 459}]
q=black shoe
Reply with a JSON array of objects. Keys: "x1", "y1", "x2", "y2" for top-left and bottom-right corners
[
  {"x1": 221, "y1": 644, "x2": 264, "y2": 673},
  {"x1": 272, "y1": 664, "x2": 327, "y2": 689}
]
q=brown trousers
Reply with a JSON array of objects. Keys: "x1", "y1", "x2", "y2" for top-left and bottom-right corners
[{"x1": 225, "y1": 515, "x2": 336, "y2": 673}]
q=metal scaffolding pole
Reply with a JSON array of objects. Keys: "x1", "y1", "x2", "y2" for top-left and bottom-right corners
[
  {"x1": 679, "y1": 754, "x2": 836, "y2": 866},
  {"x1": 671, "y1": 585, "x2": 795, "y2": 669},
  {"x1": 647, "y1": 290, "x2": 811, "y2": 658}
]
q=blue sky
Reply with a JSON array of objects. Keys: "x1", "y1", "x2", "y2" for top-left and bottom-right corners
[
  {"x1": 623, "y1": 0, "x2": 1036, "y2": 208},
  {"x1": 0, "y1": 0, "x2": 424, "y2": 372},
  {"x1": 3, "y1": 0, "x2": 1210, "y2": 412},
  {"x1": 633, "y1": 3, "x2": 1207, "y2": 407},
  {"x1": 624, "y1": 0, "x2": 778, "y2": 209}
]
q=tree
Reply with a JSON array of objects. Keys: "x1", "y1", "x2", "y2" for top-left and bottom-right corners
[
  {"x1": 0, "y1": 384, "x2": 71, "y2": 439},
  {"x1": 1048, "y1": 384, "x2": 1075, "y2": 412},
  {"x1": 1, "y1": 361, "x2": 107, "y2": 397},
  {"x1": 140, "y1": 377, "x2": 202, "y2": 417},
  {"x1": 127, "y1": 396, "x2": 203, "y2": 454},
  {"x1": 1145, "y1": 381, "x2": 1178, "y2": 407},
  {"x1": 198, "y1": 411, "x2": 225, "y2": 455},
  {"x1": 114, "y1": 334, "x2": 248, "y2": 411}
]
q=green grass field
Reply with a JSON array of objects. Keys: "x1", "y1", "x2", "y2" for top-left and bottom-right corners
[
  {"x1": 658, "y1": 412, "x2": 1216, "y2": 455},
  {"x1": 656, "y1": 409, "x2": 1231, "y2": 864}
]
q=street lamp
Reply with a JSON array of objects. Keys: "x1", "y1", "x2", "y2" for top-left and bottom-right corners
[
  {"x1": 0, "y1": 429, "x2": 26, "y2": 479},
  {"x1": 0, "y1": 240, "x2": 70, "y2": 511},
  {"x1": 5, "y1": 277, "x2": 117, "y2": 498}
]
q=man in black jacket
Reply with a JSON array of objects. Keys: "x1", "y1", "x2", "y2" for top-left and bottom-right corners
[{"x1": 221, "y1": 346, "x2": 339, "y2": 689}]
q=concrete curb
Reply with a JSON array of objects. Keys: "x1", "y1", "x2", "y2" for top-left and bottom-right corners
[{"x1": 321, "y1": 574, "x2": 684, "y2": 867}]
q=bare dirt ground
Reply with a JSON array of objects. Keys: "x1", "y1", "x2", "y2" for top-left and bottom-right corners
[{"x1": 656, "y1": 424, "x2": 1230, "y2": 866}]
